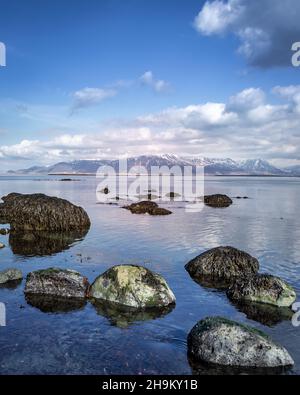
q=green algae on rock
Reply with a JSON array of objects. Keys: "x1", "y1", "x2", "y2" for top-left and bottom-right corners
[
  {"x1": 227, "y1": 274, "x2": 297, "y2": 307},
  {"x1": 89, "y1": 265, "x2": 176, "y2": 308},
  {"x1": 0, "y1": 268, "x2": 23, "y2": 284},
  {"x1": 188, "y1": 317, "x2": 294, "y2": 368}
]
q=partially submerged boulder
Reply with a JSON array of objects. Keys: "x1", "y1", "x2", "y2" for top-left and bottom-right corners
[
  {"x1": 124, "y1": 201, "x2": 172, "y2": 216},
  {"x1": 227, "y1": 274, "x2": 296, "y2": 308},
  {"x1": 188, "y1": 317, "x2": 294, "y2": 368},
  {"x1": 204, "y1": 194, "x2": 233, "y2": 208},
  {"x1": 0, "y1": 193, "x2": 90, "y2": 231},
  {"x1": 0, "y1": 268, "x2": 23, "y2": 284},
  {"x1": 185, "y1": 246, "x2": 259, "y2": 285},
  {"x1": 89, "y1": 265, "x2": 176, "y2": 309},
  {"x1": 25, "y1": 268, "x2": 90, "y2": 299}
]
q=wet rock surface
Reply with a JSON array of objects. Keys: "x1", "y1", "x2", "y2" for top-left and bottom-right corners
[
  {"x1": 204, "y1": 194, "x2": 233, "y2": 208},
  {"x1": 25, "y1": 268, "x2": 90, "y2": 299},
  {"x1": 188, "y1": 317, "x2": 294, "y2": 368},
  {"x1": 0, "y1": 268, "x2": 23, "y2": 284},
  {"x1": 89, "y1": 265, "x2": 176, "y2": 308},
  {"x1": 0, "y1": 193, "x2": 91, "y2": 231},
  {"x1": 185, "y1": 246, "x2": 259, "y2": 285},
  {"x1": 227, "y1": 274, "x2": 297, "y2": 307},
  {"x1": 123, "y1": 201, "x2": 172, "y2": 216}
]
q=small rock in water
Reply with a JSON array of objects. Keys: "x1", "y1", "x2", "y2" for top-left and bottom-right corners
[
  {"x1": 185, "y1": 246, "x2": 259, "y2": 285},
  {"x1": 204, "y1": 194, "x2": 233, "y2": 208},
  {"x1": 89, "y1": 265, "x2": 176, "y2": 309},
  {"x1": 0, "y1": 228, "x2": 9, "y2": 235},
  {"x1": 124, "y1": 201, "x2": 172, "y2": 216},
  {"x1": 25, "y1": 268, "x2": 90, "y2": 299},
  {"x1": 0, "y1": 242, "x2": 5, "y2": 249},
  {"x1": 227, "y1": 274, "x2": 297, "y2": 307},
  {"x1": 0, "y1": 268, "x2": 23, "y2": 284},
  {"x1": 188, "y1": 317, "x2": 294, "y2": 368}
]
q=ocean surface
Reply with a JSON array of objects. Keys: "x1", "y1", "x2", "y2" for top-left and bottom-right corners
[{"x1": 0, "y1": 175, "x2": 299, "y2": 375}]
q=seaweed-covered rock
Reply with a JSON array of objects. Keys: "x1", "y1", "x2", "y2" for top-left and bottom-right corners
[
  {"x1": 89, "y1": 265, "x2": 176, "y2": 308},
  {"x1": 0, "y1": 193, "x2": 90, "y2": 231},
  {"x1": 227, "y1": 274, "x2": 296, "y2": 308},
  {"x1": 25, "y1": 268, "x2": 90, "y2": 299},
  {"x1": 185, "y1": 246, "x2": 259, "y2": 285},
  {"x1": 124, "y1": 201, "x2": 172, "y2": 216},
  {"x1": 204, "y1": 194, "x2": 233, "y2": 208},
  {"x1": 0, "y1": 268, "x2": 23, "y2": 284},
  {"x1": 188, "y1": 317, "x2": 294, "y2": 368}
]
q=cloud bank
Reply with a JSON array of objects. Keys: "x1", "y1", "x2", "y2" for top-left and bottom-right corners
[{"x1": 194, "y1": 0, "x2": 300, "y2": 67}]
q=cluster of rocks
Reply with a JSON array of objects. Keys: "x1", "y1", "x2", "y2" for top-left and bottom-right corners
[
  {"x1": 185, "y1": 246, "x2": 296, "y2": 369},
  {"x1": 123, "y1": 201, "x2": 172, "y2": 216}
]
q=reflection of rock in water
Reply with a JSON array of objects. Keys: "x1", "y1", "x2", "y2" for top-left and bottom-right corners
[
  {"x1": 230, "y1": 300, "x2": 293, "y2": 327},
  {"x1": 25, "y1": 293, "x2": 87, "y2": 313},
  {"x1": 9, "y1": 229, "x2": 89, "y2": 257},
  {"x1": 92, "y1": 299, "x2": 175, "y2": 328},
  {"x1": 189, "y1": 275, "x2": 230, "y2": 291},
  {"x1": 188, "y1": 355, "x2": 290, "y2": 376},
  {"x1": 0, "y1": 279, "x2": 22, "y2": 290}
]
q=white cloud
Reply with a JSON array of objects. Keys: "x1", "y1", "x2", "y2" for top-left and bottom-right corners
[
  {"x1": 2, "y1": 85, "x2": 300, "y2": 168},
  {"x1": 140, "y1": 71, "x2": 170, "y2": 93},
  {"x1": 194, "y1": 0, "x2": 300, "y2": 67},
  {"x1": 72, "y1": 87, "x2": 117, "y2": 111}
]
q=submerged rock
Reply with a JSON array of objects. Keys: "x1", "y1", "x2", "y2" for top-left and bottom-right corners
[
  {"x1": 9, "y1": 229, "x2": 88, "y2": 257},
  {"x1": 204, "y1": 194, "x2": 233, "y2": 208},
  {"x1": 89, "y1": 265, "x2": 176, "y2": 308},
  {"x1": 0, "y1": 268, "x2": 23, "y2": 284},
  {"x1": 92, "y1": 299, "x2": 174, "y2": 328},
  {"x1": 25, "y1": 268, "x2": 90, "y2": 299},
  {"x1": 0, "y1": 193, "x2": 91, "y2": 231},
  {"x1": 124, "y1": 201, "x2": 172, "y2": 216},
  {"x1": 185, "y1": 246, "x2": 259, "y2": 285},
  {"x1": 188, "y1": 317, "x2": 294, "y2": 368},
  {"x1": 227, "y1": 274, "x2": 296, "y2": 308}
]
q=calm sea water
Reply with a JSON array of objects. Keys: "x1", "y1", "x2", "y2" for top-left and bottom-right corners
[{"x1": 0, "y1": 175, "x2": 299, "y2": 375}]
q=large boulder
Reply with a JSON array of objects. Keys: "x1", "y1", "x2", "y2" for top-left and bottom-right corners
[
  {"x1": 89, "y1": 265, "x2": 176, "y2": 308},
  {"x1": 0, "y1": 268, "x2": 23, "y2": 284},
  {"x1": 188, "y1": 317, "x2": 294, "y2": 368},
  {"x1": 227, "y1": 274, "x2": 296, "y2": 308},
  {"x1": 185, "y1": 246, "x2": 259, "y2": 285},
  {"x1": 0, "y1": 193, "x2": 90, "y2": 231},
  {"x1": 25, "y1": 268, "x2": 90, "y2": 299},
  {"x1": 204, "y1": 194, "x2": 233, "y2": 208},
  {"x1": 123, "y1": 201, "x2": 172, "y2": 216}
]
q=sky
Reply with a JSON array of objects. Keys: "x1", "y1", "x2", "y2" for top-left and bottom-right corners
[{"x1": 0, "y1": 0, "x2": 300, "y2": 170}]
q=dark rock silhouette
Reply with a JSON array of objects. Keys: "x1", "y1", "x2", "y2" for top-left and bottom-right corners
[
  {"x1": 123, "y1": 201, "x2": 172, "y2": 216},
  {"x1": 204, "y1": 194, "x2": 233, "y2": 208},
  {"x1": 0, "y1": 193, "x2": 90, "y2": 231}
]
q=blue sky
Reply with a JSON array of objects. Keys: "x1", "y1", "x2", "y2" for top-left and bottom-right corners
[{"x1": 0, "y1": 0, "x2": 300, "y2": 170}]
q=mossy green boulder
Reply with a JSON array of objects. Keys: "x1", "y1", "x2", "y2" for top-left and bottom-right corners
[
  {"x1": 227, "y1": 274, "x2": 296, "y2": 307},
  {"x1": 0, "y1": 268, "x2": 23, "y2": 284},
  {"x1": 188, "y1": 317, "x2": 294, "y2": 368},
  {"x1": 89, "y1": 265, "x2": 176, "y2": 308}
]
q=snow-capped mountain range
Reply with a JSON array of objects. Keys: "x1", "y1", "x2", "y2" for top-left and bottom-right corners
[{"x1": 7, "y1": 155, "x2": 298, "y2": 176}]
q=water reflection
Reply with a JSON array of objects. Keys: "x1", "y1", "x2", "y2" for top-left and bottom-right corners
[
  {"x1": 9, "y1": 229, "x2": 89, "y2": 257},
  {"x1": 229, "y1": 300, "x2": 293, "y2": 327},
  {"x1": 92, "y1": 299, "x2": 175, "y2": 328},
  {"x1": 25, "y1": 293, "x2": 87, "y2": 313},
  {"x1": 0, "y1": 279, "x2": 22, "y2": 290}
]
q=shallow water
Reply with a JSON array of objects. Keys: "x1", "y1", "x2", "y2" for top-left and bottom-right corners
[{"x1": 0, "y1": 175, "x2": 299, "y2": 375}]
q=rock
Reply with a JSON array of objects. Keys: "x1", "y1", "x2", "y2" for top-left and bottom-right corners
[
  {"x1": 0, "y1": 242, "x2": 5, "y2": 249},
  {"x1": 25, "y1": 294, "x2": 87, "y2": 314},
  {"x1": 165, "y1": 192, "x2": 181, "y2": 199},
  {"x1": 227, "y1": 274, "x2": 296, "y2": 307},
  {"x1": 0, "y1": 193, "x2": 90, "y2": 231},
  {"x1": 0, "y1": 228, "x2": 9, "y2": 235},
  {"x1": 0, "y1": 268, "x2": 23, "y2": 284},
  {"x1": 204, "y1": 194, "x2": 233, "y2": 208},
  {"x1": 123, "y1": 201, "x2": 172, "y2": 216},
  {"x1": 188, "y1": 317, "x2": 294, "y2": 368},
  {"x1": 89, "y1": 265, "x2": 176, "y2": 308},
  {"x1": 185, "y1": 246, "x2": 259, "y2": 285},
  {"x1": 100, "y1": 187, "x2": 110, "y2": 195},
  {"x1": 24, "y1": 268, "x2": 90, "y2": 299}
]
